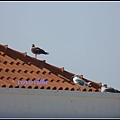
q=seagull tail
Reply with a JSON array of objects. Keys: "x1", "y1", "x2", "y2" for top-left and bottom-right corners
[
  {"x1": 115, "y1": 90, "x2": 120, "y2": 93},
  {"x1": 88, "y1": 82, "x2": 91, "y2": 87},
  {"x1": 45, "y1": 52, "x2": 49, "y2": 55}
]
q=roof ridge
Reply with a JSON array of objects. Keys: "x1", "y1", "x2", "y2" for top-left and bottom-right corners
[
  {"x1": 0, "y1": 44, "x2": 74, "y2": 78},
  {"x1": 0, "y1": 44, "x2": 102, "y2": 91}
]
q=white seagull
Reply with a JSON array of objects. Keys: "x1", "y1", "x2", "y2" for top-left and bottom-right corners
[
  {"x1": 73, "y1": 75, "x2": 91, "y2": 88},
  {"x1": 101, "y1": 84, "x2": 120, "y2": 93},
  {"x1": 31, "y1": 44, "x2": 49, "y2": 58}
]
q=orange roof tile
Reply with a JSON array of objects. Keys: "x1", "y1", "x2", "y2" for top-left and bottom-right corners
[{"x1": 0, "y1": 44, "x2": 102, "y2": 92}]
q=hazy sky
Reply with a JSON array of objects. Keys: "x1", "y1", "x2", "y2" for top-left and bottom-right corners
[{"x1": 0, "y1": 1, "x2": 120, "y2": 90}]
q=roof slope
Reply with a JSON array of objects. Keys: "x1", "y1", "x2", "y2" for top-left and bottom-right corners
[{"x1": 0, "y1": 44, "x2": 102, "y2": 92}]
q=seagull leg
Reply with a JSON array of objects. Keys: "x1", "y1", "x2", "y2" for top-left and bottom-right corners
[
  {"x1": 35, "y1": 54, "x2": 37, "y2": 58},
  {"x1": 77, "y1": 87, "x2": 81, "y2": 91}
]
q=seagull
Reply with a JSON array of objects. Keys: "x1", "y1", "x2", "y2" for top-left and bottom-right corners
[
  {"x1": 31, "y1": 44, "x2": 49, "y2": 58},
  {"x1": 72, "y1": 75, "x2": 91, "y2": 89},
  {"x1": 101, "y1": 84, "x2": 120, "y2": 93}
]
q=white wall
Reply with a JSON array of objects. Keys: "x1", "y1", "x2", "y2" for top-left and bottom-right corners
[{"x1": 0, "y1": 88, "x2": 120, "y2": 118}]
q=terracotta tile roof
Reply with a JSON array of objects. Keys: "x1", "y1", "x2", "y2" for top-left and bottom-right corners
[{"x1": 0, "y1": 44, "x2": 102, "y2": 92}]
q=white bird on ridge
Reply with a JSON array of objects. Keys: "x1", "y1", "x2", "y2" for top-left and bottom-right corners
[{"x1": 73, "y1": 75, "x2": 91, "y2": 87}]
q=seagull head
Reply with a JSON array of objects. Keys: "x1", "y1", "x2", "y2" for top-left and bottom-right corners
[
  {"x1": 74, "y1": 74, "x2": 80, "y2": 78},
  {"x1": 103, "y1": 84, "x2": 107, "y2": 88},
  {"x1": 32, "y1": 44, "x2": 35, "y2": 47},
  {"x1": 71, "y1": 74, "x2": 83, "y2": 80}
]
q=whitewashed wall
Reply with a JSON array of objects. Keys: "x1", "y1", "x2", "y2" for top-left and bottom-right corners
[{"x1": 0, "y1": 88, "x2": 120, "y2": 118}]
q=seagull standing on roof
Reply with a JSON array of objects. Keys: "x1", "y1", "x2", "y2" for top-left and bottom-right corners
[
  {"x1": 73, "y1": 75, "x2": 91, "y2": 90},
  {"x1": 101, "y1": 84, "x2": 120, "y2": 93},
  {"x1": 31, "y1": 44, "x2": 49, "y2": 58}
]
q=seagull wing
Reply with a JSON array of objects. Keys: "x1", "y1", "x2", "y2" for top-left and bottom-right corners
[
  {"x1": 73, "y1": 77, "x2": 85, "y2": 86},
  {"x1": 31, "y1": 47, "x2": 49, "y2": 55},
  {"x1": 104, "y1": 87, "x2": 116, "y2": 92},
  {"x1": 38, "y1": 48, "x2": 49, "y2": 55}
]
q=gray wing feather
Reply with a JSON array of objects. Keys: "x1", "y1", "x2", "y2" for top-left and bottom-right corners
[{"x1": 32, "y1": 47, "x2": 48, "y2": 54}]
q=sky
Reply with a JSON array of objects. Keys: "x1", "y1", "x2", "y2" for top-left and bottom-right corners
[{"x1": 0, "y1": 1, "x2": 120, "y2": 90}]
